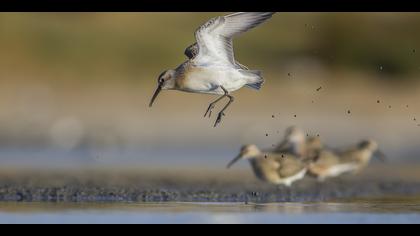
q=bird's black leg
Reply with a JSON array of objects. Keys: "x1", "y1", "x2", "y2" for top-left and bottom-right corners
[
  {"x1": 204, "y1": 86, "x2": 229, "y2": 118},
  {"x1": 214, "y1": 87, "x2": 234, "y2": 127}
]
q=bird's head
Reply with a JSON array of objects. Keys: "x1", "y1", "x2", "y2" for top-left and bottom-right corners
[
  {"x1": 227, "y1": 144, "x2": 261, "y2": 169},
  {"x1": 284, "y1": 126, "x2": 306, "y2": 144},
  {"x1": 276, "y1": 126, "x2": 306, "y2": 156},
  {"x1": 149, "y1": 69, "x2": 176, "y2": 107},
  {"x1": 358, "y1": 139, "x2": 386, "y2": 162}
]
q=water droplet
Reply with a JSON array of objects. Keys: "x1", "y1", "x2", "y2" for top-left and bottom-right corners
[
  {"x1": 272, "y1": 115, "x2": 275, "y2": 118},
  {"x1": 316, "y1": 87, "x2": 322, "y2": 92},
  {"x1": 294, "y1": 115, "x2": 297, "y2": 118},
  {"x1": 377, "y1": 100, "x2": 381, "y2": 104},
  {"x1": 288, "y1": 73, "x2": 292, "y2": 77},
  {"x1": 265, "y1": 133, "x2": 269, "y2": 137},
  {"x1": 347, "y1": 110, "x2": 351, "y2": 114}
]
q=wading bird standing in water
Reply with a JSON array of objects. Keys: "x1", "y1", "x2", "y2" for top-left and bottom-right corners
[
  {"x1": 308, "y1": 140, "x2": 386, "y2": 182},
  {"x1": 227, "y1": 144, "x2": 308, "y2": 187},
  {"x1": 149, "y1": 12, "x2": 276, "y2": 127}
]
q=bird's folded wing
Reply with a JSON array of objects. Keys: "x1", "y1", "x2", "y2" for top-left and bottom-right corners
[
  {"x1": 272, "y1": 140, "x2": 290, "y2": 154},
  {"x1": 337, "y1": 149, "x2": 358, "y2": 163},
  {"x1": 193, "y1": 12, "x2": 275, "y2": 66},
  {"x1": 314, "y1": 151, "x2": 341, "y2": 165},
  {"x1": 276, "y1": 156, "x2": 305, "y2": 178}
]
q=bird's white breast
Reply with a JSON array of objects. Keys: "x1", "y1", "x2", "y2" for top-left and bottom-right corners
[
  {"x1": 326, "y1": 163, "x2": 358, "y2": 177},
  {"x1": 181, "y1": 66, "x2": 247, "y2": 95}
]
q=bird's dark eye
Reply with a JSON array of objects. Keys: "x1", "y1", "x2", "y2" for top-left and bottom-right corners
[{"x1": 159, "y1": 78, "x2": 164, "y2": 84}]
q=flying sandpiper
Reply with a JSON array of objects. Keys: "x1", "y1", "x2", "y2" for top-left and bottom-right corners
[{"x1": 149, "y1": 12, "x2": 276, "y2": 127}]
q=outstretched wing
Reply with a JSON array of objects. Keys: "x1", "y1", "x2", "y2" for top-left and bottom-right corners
[
  {"x1": 184, "y1": 43, "x2": 199, "y2": 59},
  {"x1": 193, "y1": 12, "x2": 275, "y2": 66},
  {"x1": 185, "y1": 42, "x2": 249, "y2": 70}
]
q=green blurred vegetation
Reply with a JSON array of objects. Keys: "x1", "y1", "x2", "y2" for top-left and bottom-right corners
[{"x1": 0, "y1": 13, "x2": 420, "y2": 83}]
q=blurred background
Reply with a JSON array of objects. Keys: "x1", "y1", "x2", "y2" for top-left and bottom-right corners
[{"x1": 0, "y1": 12, "x2": 420, "y2": 170}]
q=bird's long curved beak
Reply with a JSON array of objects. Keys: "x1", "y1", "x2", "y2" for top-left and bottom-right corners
[
  {"x1": 226, "y1": 154, "x2": 243, "y2": 169},
  {"x1": 149, "y1": 83, "x2": 163, "y2": 107},
  {"x1": 374, "y1": 149, "x2": 387, "y2": 162}
]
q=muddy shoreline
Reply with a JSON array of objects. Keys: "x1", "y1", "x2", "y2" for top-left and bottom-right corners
[{"x1": 1, "y1": 166, "x2": 420, "y2": 203}]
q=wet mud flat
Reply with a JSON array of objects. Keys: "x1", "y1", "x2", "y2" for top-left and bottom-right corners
[{"x1": 0, "y1": 165, "x2": 420, "y2": 203}]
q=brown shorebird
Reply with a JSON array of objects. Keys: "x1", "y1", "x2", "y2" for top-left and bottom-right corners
[
  {"x1": 273, "y1": 126, "x2": 324, "y2": 161},
  {"x1": 227, "y1": 144, "x2": 308, "y2": 187},
  {"x1": 308, "y1": 139, "x2": 386, "y2": 181},
  {"x1": 149, "y1": 12, "x2": 276, "y2": 127},
  {"x1": 273, "y1": 126, "x2": 306, "y2": 156}
]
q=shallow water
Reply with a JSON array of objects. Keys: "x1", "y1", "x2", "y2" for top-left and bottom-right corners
[{"x1": 1, "y1": 199, "x2": 420, "y2": 224}]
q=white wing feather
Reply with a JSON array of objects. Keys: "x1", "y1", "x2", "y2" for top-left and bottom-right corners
[{"x1": 193, "y1": 12, "x2": 275, "y2": 66}]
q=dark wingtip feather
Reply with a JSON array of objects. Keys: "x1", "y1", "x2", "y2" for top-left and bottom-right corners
[{"x1": 247, "y1": 81, "x2": 264, "y2": 90}]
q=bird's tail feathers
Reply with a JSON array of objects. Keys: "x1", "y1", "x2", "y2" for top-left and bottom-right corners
[{"x1": 243, "y1": 70, "x2": 264, "y2": 90}]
